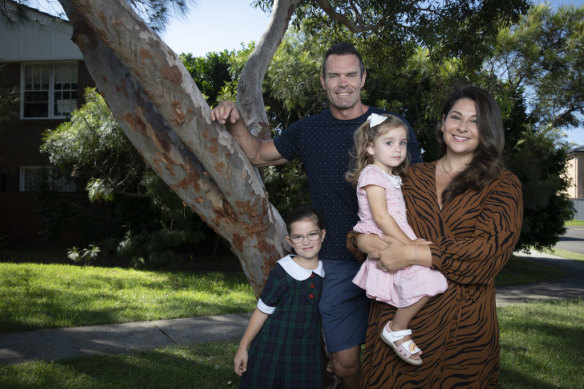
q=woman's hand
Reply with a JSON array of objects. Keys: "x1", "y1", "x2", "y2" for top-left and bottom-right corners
[
  {"x1": 376, "y1": 237, "x2": 432, "y2": 272},
  {"x1": 355, "y1": 233, "x2": 391, "y2": 259},
  {"x1": 376, "y1": 236, "x2": 409, "y2": 272}
]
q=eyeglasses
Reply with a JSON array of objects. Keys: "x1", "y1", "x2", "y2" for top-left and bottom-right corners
[{"x1": 289, "y1": 230, "x2": 322, "y2": 244}]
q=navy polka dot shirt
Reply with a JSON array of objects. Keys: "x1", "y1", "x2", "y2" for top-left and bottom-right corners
[{"x1": 274, "y1": 107, "x2": 422, "y2": 262}]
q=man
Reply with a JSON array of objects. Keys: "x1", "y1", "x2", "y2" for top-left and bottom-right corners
[{"x1": 211, "y1": 42, "x2": 422, "y2": 388}]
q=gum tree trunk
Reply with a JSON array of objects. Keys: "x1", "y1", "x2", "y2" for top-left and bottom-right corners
[{"x1": 57, "y1": 0, "x2": 300, "y2": 296}]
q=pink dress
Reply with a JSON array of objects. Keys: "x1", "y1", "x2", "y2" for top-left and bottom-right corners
[{"x1": 352, "y1": 165, "x2": 448, "y2": 307}]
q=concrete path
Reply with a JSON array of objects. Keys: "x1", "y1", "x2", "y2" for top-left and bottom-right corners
[
  {"x1": 496, "y1": 250, "x2": 584, "y2": 306},
  {"x1": 555, "y1": 226, "x2": 584, "y2": 254},
  {"x1": 1, "y1": 251, "x2": 583, "y2": 365},
  {"x1": 0, "y1": 313, "x2": 252, "y2": 365}
]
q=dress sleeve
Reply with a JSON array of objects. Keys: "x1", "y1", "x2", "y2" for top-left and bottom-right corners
[
  {"x1": 357, "y1": 166, "x2": 388, "y2": 191},
  {"x1": 430, "y1": 172, "x2": 524, "y2": 285},
  {"x1": 257, "y1": 264, "x2": 288, "y2": 313},
  {"x1": 347, "y1": 230, "x2": 367, "y2": 263}
]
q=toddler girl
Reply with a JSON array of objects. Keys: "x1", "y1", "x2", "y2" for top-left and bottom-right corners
[{"x1": 346, "y1": 113, "x2": 447, "y2": 365}]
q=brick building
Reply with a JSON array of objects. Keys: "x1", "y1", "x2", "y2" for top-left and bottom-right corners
[
  {"x1": 0, "y1": 3, "x2": 94, "y2": 248},
  {"x1": 566, "y1": 145, "x2": 584, "y2": 219},
  {"x1": 566, "y1": 146, "x2": 583, "y2": 199}
]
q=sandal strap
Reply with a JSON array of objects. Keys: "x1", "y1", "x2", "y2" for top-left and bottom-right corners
[
  {"x1": 384, "y1": 327, "x2": 412, "y2": 342},
  {"x1": 400, "y1": 340, "x2": 421, "y2": 355}
]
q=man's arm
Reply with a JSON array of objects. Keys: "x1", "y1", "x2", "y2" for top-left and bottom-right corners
[{"x1": 211, "y1": 101, "x2": 288, "y2": 167}]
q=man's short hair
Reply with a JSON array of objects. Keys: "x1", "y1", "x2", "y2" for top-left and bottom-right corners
[{"x1": 322, "y1": 42, "x2": 365, "y2": 78}]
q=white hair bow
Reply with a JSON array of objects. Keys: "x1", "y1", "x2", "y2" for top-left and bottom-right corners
[{"x1": 368, "y1": 113, "x2": 388, "y2": 127}]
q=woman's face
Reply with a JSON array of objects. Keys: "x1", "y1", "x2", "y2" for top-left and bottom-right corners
[{"x1": 441, "y1": 98, "x2": 480, "y2": 157}]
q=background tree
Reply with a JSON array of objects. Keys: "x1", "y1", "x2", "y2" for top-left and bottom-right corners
[
  {"x1": 482, "y1": 3, "x2": 583, "y2": 249},
  {"x1": 258, "y1": 6, "x2": 577, "y2": 252},
  {"x1": 489, "y1": 4, "x2": 584, "y2": 130},
  {"x1": 41, "y1": 88, "x2": 211, "y2": 268},
  {"x1": 35, "y1": 0, "x2": 530, "y2": 294},
  {"x1": 181, "y1": 50, "x2": 234, "y2": 108}
]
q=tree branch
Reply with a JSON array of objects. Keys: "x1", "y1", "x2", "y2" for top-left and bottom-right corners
[{"x1": 238, "y1": 0, "x2": 303, "y2": 140}]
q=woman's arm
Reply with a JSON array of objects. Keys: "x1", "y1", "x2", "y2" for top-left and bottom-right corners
[
  {"x1": 348, "y1": 230, "x2": 431, "y2": 272},
  {"x1": 375, "y1": 236, "x2": 432, "y2": 272},
  {"x1": 351, "y1": 173, "x2": 522, "y2": 281},
  {"x1": 424, "y1": 173, "x2": 523, "y2": 285},
  {"x1": 233, "y1": 308, "x2": 269, "y2": 376}
]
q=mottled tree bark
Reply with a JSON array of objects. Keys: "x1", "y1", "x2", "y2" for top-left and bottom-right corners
[{"x1": 57, "y1": 0, "x2": 300, "y2": 296}]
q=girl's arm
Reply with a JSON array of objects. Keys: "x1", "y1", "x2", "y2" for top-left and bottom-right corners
[
  {"x1": 365, "y1": 185, "x2": 413, "y2": 244},
  {"x1": 234, "y1": 308, "x2": 269, "y2": 376}
]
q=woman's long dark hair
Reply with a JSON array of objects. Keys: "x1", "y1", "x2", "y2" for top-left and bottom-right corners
[{"x1": 437, "y1": 86, "x2": 505, "y2": 204}]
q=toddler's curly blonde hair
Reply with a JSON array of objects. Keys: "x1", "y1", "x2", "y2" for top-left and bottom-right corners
[{"x1": 345, "y1": 114, "x2": 410, "y2": 186}]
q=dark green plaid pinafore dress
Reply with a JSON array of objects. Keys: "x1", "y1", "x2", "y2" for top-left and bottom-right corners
[{"x1": 239, "y1": 261, "x2": 324, "y2": 388}]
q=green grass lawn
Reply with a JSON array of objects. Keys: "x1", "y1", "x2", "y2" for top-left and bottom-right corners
[
  {"x1": 499, "y1": 299, "x2": 584, "y2": 389},
  {"x1": 0, "y1": 262, "x2": 256, "y2": 332},
  {"x1": 565, "y1": 219, "x2": 584, "y2": 227},
  {"x1": 0, "y1": 248, "x2": 579, "y2": 387},
  {"x1": 543, "y1": 247, "x2": 584, "y2": 262},
  {"x1": 1, "y1": 299, "x2": 581, "y2": 389},
  {"x1": 0, "y1": 342, "x2": 241, "y2": 389},
  {"x1": 0, "y1": 255, "x2": 565, "y2": 332},
  {"x1": 495, "y1": 255, "x2": 565, "y2": 287}
]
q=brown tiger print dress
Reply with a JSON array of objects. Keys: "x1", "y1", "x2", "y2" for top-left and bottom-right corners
[{"x1": 355, "y1": 161, "x2": 523, "y2": 388}]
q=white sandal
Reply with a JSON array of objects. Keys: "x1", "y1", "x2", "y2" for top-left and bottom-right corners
[{"x1": 380, "y1": 321, "x2": 423, "y2": 366}]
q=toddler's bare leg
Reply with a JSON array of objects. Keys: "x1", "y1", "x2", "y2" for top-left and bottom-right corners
[{"x1": 385, "y1": 296, "x2": 430, "y2": 359}]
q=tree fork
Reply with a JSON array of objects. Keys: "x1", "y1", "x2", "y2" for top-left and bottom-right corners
[{"x1": 58, "y1": 0, "x2": 289, "y2": 296}]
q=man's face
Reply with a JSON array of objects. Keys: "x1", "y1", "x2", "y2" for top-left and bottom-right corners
[{"x1": 320, "y1": 54, "x2": 366, "y2": 115}]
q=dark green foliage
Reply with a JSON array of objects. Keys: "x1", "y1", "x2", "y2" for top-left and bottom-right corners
[
  {"x1": 255, "y1": 5, "x2": 576, "y2": 251},
  {"x1": 0, "y1": 82, "x2": 18, "y2": 128},
  {"x1": 506, "y1": 129, "x2": 573, "y2": 251},
  {"x1": 263, "y1": 161, "x2": 310, "y2": 217},
  {"x1": 40, "y1": 88, "x2": 210, "y2": 268},
  {"x1": 181, "y1": 51, "x2": 234, "y2": 107},
  {"x1": 257, "y1": 0, "x2": 530, "y2": 70},
  {"x1": 492, "y1": 4, "x2": 584, "y2": 130}
]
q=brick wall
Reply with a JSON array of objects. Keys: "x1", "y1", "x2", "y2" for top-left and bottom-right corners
[
  {"x1": 0, "y1": 192, "x2": 87, "y2": 249},
  {"x1": 0, "y1": 61, "x2": 95, "y2": 250}
]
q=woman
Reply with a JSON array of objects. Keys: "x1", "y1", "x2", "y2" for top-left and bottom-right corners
[{"x1": 348, "y1": 85, "x2": 523, "y2": 388}]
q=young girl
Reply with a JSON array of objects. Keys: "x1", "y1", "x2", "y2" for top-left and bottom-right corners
[
  {"x1": 346, "y1": 113, "x2": 448, "y2": 366},
  {"x1": 234, "y1": 206, "x2": 326, "y2": 388}
]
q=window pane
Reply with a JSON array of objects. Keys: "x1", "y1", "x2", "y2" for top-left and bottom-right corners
[
  {"x1": 53, "y1": 63, "x2": 78, "y2": 116},
  {"x1": 23, "y1": 64, "x2": 50, "y2": 118},
  {"x1": 20, "y1": 166, "x2": 77, "y2": 192},
  {"x1": 19, "y1": 166, "x2": 46, "y2": 192},
  {"x1": 23, "y1": 63, "x2": 78, "y2": 118},
  {"x1": 23, "y1": 90, "x2": 49, "y2": 117}
]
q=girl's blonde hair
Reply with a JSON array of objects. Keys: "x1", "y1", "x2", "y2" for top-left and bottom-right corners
[{"x1": 345, "y1": 114, "x2": 410, "y2": 186}]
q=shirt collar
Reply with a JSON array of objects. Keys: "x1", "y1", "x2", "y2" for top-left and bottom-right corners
[
  {"x1": 370, "y1": 164, "x2": 402, "y2": 189},
  {"x1": 278, "y1": 255, "x2": 324, "y2": 280}
]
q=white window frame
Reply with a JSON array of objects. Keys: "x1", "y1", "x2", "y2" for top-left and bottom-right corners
[
  {"x1": 19, "y1": 166, "x2": 77, "y2": 193},
  {"x1": 20, "y1": 62, "x2": 78, "y2": 120}
]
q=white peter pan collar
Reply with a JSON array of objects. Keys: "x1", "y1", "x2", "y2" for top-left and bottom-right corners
[{"x1": 278, "y1": 255, "x2": 325, "y2": 280}]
